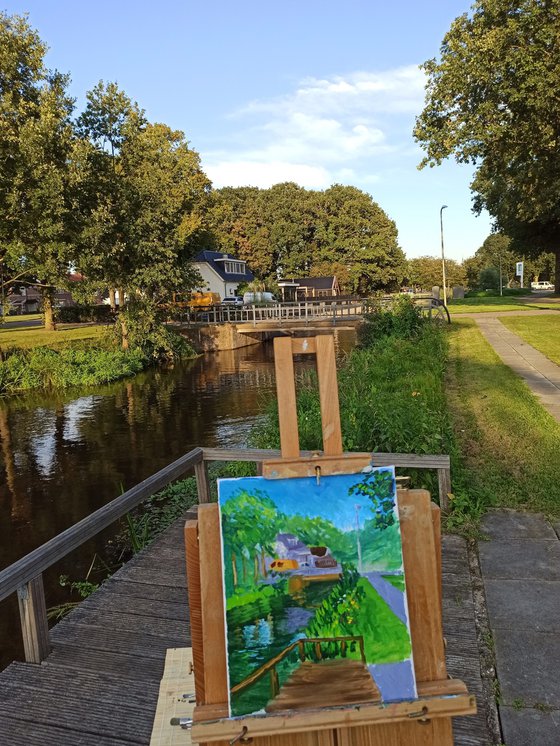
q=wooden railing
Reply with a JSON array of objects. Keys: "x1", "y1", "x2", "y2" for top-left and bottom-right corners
[
  {"x1": 0, "y1": 447, "x2": 451, "y2": 665},
  {"x1": 231, "y1": 636, "x2": 366, "y2": 699}
]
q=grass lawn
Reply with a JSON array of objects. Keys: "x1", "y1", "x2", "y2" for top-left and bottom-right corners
[
  {"x1": 448, "y1": 296, "x2": 560, "y2": 314},
  {"x1": 0, "y1": 324, "x2": 107, "y2": 351},
  {"x1": 500, "y1": 315, "x2": 560, "y2": 366},
  {"x1": 382, "y1": 575, "x2": 405, "y2": 591},
  {"x1": 445, "y1": 319, "x2": 560, "y2": 524}
]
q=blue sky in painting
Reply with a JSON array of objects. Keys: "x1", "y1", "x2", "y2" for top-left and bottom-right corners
[{"x1": 218, "y1": 466, "x2": 396, "y2": 533}]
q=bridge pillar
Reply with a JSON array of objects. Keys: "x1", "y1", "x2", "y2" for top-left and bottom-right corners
[{"x1": 178, "y1": 323, "x2": 260, "y2": 352}]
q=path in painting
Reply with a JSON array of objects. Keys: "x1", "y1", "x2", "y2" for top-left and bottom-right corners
[
  {"x1": 362, "y1": 572, "x2": 407, "y2": 624},
  {"x1": 368, "y1": 660, "x2": 416, "y2": 702}
]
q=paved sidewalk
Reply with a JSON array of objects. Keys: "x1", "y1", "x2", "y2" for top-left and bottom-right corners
[
  {"x1": 475, "y1": 316, "x2": 560, "y2": 422},
  {"x1": 479, "y1": 510, "x2": 560, "y2": 745}
]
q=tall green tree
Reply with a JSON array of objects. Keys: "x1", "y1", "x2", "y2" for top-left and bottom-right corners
[
  {"x1": 406, "y1": 255, "x2": 465, "y2": 292},
  {"x1": 414, "y1": 0, "x2": 560, "y2": 291},
  {"x1": 0, "y1": 12, "x2": 75, "y2": 329},
  {"x1": 75, "y1": 82, "x2": 212, "y2": 353}
]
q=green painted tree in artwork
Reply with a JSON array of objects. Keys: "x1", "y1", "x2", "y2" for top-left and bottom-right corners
[
  {"x1": 348, "y1": 470, "x2": 396, "y2": 531},
  {"x1": 285, "y1": 514, "x2": 356, "y2": 564},
  {"x1": 221, "y1": 491, "x2": 280, "y2": 592}
]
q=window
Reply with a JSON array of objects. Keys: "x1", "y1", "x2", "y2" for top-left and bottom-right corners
[{"x1": 223, "y1": 261, "x2": 245, "y2": 274}]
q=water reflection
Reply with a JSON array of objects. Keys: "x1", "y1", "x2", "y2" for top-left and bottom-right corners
[{"x1": 0, "y1": 329, "x2": 356, "y2": 670}]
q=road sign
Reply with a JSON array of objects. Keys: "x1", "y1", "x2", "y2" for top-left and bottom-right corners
[{"x1": 516, "y1": 261, "x2": 523, "y2": 275}]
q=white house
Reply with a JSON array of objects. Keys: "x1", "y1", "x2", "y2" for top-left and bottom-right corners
[{"x1": 193, "y1": 251, "x2": 254, "y2": 300}]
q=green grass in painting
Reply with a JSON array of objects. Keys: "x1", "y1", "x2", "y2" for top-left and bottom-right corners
[
  {"x1": 500, "y1": 315, "x2": 560, "y2": 366},
  {"x1": 306, "y1": 577, "x2": 411, "y2": 664},
  {"x1": 445, "y1": 319, "x2": 560, "y2": 525},
  {"x1": 382, "y1": 575, "x2": 405, "y2": 591},
  {"x1": 226, "y1": 583, "x2": 281, "y2": 611}
]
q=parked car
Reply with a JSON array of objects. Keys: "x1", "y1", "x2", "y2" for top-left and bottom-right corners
[
  {"x1": 531, "y1": 281, "x2": 554, "y2": 291},
  {"x1": 243, "y1": 291, "x2": 277, "y2": 305},
  {"x1": 221, "y1": 296, "x2": 243, "y2": 307}
]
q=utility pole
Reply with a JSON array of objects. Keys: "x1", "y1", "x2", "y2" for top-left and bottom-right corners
[{"x1": 440, "y1": 205, "x2": 448, "y2": 306}]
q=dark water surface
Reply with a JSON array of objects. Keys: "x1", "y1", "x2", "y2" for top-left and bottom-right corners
[{"x1": 0, "y1": 330, "x2": 355, "y2": 671}]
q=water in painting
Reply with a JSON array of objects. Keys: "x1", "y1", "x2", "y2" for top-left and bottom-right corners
[{"x1": 218, "y1": 466, "x2": 417, "y2": 717}]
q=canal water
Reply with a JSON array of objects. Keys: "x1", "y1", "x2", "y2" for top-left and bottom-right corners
[{"x1": 0, "y1": 330, "x2": 356, "y2": 671}]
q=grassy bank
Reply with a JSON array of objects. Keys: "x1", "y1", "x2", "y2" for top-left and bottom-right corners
[
  {"x1": 445, "y1": 319, "x2": 560, "y2": 525},
  {"x1": 500, "y1": 315, "x2": 560, "y2": 366},
  {"x1": 448, "y1": 296, "x2": 560, "y2": 314},
  {"x1": 0, "y1": 323, "x2": 196, "y2": 394}
]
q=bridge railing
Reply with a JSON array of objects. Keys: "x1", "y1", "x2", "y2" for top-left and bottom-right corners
[
  {"x1": 0, "y1": 447, "x2": 450, "y2": 665},
  {"x1": 230, "y1": 635, "x2": 366, "y2": 699}
]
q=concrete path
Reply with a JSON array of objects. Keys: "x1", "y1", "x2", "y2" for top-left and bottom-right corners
[
  {"x1": 479, "y1": 510, "x2": 560, "y2": 745},
  {"x1": 475, "y1": 316, "x2": 560, "y2": 422},
  {"x1": 362, "y1": 571, "x2": 407, "y2": 624}
]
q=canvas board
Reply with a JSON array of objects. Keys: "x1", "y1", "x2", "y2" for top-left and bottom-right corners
[{"x1": 217, "y1": 466, "x2": 417, "y2": 717}]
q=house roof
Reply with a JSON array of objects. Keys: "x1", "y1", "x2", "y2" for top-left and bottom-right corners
[
  {"x1": 286, "y1": 276, "x2": 337, "y2": 290},
  {"x1": 194, "y1": 250, "x2": 254, "y2": 283}
]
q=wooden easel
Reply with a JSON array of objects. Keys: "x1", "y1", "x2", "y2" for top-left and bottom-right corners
[{"x1": 185, "y1": 335, "x2": 475, "y2": 745}]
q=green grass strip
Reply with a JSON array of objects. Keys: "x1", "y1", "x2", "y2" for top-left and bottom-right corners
[
  {"x1": 446, "y1": 319, "x2": 560, "y2": 522},
  {"x1": 500, "y1": 315, "x2": 560, "y2": 366}
]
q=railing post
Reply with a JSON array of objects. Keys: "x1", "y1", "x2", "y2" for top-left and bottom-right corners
[
  {"x1": 195, "y1": 460, "x2": 212, "y2": 503},
  {"x1": 437, "y1": 467, "x2": 451, "y2": 514},
  {"x1": 270, "y1": 667, "x2": 280, "y2": 697},
  {"x1": 17, "y1": 574, "x2": 50, "y2": 663}
]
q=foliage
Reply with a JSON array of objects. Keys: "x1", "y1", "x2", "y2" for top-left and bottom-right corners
[
  {"x1": 406, "y1": 255, "x2": 465, "y2": 291},
  {"x1": 349, "y1": 470, "x2": 396, "y2": 531},
  {"x1": 414, "y1": 1, "x2": 560, "y2": 289},
  {"x1": 0, "y1": 344, "x2": 145, "y2": 393},
  {"x1": 253, "y1": 317, "x2": 452, "y2": 497},
  {"x1": 112, "y1": 300, "x2": 196, "y2": 361},
  {"x1": 479, "y1": 267, "x2": 500, "y2": 291},
  {"x1": 464, "y1": 288, "x2": 527, "y2": 298},
  {"x1": 210, "y1": 183, "x2": 406, "y2": 294},
  {"x1": 56, "y1": 304, "x2": 115, "y2": 323},
  {"x1": 305, "y1": 572, "x2": 411, "y2": 664},
  {"x1": 285, "y1": 514, "x2": 356, "y2": 564},
  {"x1": 357, "y1": 296, "x2": 426, "y2": 349},
  {"x1": 0, "y1": 12, "x2": 75, "y2": 329}
]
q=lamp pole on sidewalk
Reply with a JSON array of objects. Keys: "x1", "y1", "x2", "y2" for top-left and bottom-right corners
[{"x1": 440, "y1": 205, "x2": 448, "y2": 306}]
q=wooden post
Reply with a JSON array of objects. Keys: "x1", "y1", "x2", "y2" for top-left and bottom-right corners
[
  {"x1": 17, "y1": 574, "x2": 50, "y2": 663},
  {"x1": 437, "y1": 467, "x2": 451, "y2": 513},
  {"x1": 195, "y1": 460, "x2": 211, "y2": 503}
]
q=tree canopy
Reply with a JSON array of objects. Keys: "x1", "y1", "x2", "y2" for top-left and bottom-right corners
[
  {"x1": 210, "y1": 183, "x2": 405, "y2": 294},
  {"x1": 414, "y1": 0, "x2": 560, "y2": 290},
  {"x1": 406, "y1": 255, "x2": 465, "y2": 292}
]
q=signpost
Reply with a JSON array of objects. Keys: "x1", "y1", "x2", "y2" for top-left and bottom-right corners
[{"x1": 516, "y1": 261, "x2": 524, "y2": 288}]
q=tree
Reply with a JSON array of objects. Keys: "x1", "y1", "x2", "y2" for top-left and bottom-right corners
[
  {"x1": 348, "y1": 469, "x2": 396, "y2": 531},
  {"x1": 414, "y1": 0, "x2": 560, "y2": 291},
  {"x1": 406, "y1": 255, "x2": 465, "y2": 292},
  {"x1": 0, "y1": 12, "x2": 75, "y2": 329},
  {"x1": 75, "y1": 83, "x2": 212, "y2": 354}
]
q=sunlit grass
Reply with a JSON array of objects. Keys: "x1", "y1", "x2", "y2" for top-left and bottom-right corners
[
  {"x1": 448, "y1": 296, "x2": 560, "y2": 314},
  {"x1": 500, "y1": 315, "x2": 560, "y2": 366},
  {"x1": 445, "y1": 319, "x2": 560, "y2": 521},
  {"x1": 0, "y1": 324, "x2": 107, "y2": 350}
]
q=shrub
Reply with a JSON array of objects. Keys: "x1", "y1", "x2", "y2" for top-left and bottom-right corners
[
  {"x1": 57, "y1": 305, "x2": 115, "y2": 323},
  {"x1": 358, "y1": 296, "x2": 426, "y2": 349}
]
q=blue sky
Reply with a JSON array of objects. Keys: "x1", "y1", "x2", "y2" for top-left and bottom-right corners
[
  {"x1": 218, "y1": 468, "x2": 396, "y2": 533},
  {"x1": 6, "y1": 1, "x2": 492, "y2": 262}
]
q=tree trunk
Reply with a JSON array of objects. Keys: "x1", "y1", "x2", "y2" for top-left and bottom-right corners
[
  {"x1": 109, "y1": 287, "x2": 116, "y2": 311},
  {"x1": 231, "y1": 552, "x2": 238, "y2": 587},
  {"x1": 42, "y1": 291, "x2": 56, "y2": 331},
  {"x1": 118, "y1": 287, "x2": 126, "y2": 309},
  {"x1": 241, "y1": 554, "x2": 247, "y2": 584},
  {"x1": 254, "y1": 554, "x2": 259, "y2": 583},
  {"x1": 120, "y1": 315, "x2": 129, "y2": 351},
  {"x1": 261, "y1": 549, "x2": 267, "y2": 578},
  {"x1": 555, "y1": 248, "x2": 560, "y2": 294}
]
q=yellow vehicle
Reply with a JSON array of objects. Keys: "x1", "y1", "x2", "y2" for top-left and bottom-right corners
[
  {"x1": 169, "y1": 292, "x2": 221, "y2": 310},
  {"x1": 270, "y1": 559, "x2": 299, "y2": 572}
]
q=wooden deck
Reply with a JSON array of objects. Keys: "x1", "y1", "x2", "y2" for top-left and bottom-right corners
[
  {"x1": 0, "y1": 521, "x2": 490, "y2": 745},
  {"x1": 266, "y1": 659, "x2": 381, "y2": 712}
]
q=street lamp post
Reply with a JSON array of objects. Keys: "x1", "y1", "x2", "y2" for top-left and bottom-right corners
[{"x1": 440, "y1": 205, "x2": 448, "y2": 306}]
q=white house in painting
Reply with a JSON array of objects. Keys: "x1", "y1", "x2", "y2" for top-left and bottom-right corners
[{"x1": 193, "y1": 250, "x2": 254, "y2": 300}]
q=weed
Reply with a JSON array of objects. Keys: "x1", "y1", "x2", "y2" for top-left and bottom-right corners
[{"x1": 511, "y1": 698, "x2": 525, "y2": 711}]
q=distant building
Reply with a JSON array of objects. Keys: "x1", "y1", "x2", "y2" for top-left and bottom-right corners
[
  {"x1": 7, "y1": 274, "x2": 85, "y2": 314},
  {"x1": 193, "y1": 251, "x2": 254, "y2": 300},
  {"x1": 278, "y1": 276, "x2": 340, "y2": 302}
]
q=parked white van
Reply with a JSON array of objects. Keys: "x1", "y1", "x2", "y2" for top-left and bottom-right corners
[
  {"x1": 531, "y1": 281, "x2": 554, "y2": 291},
  {"x1": 243, "y1": 292, "x2": 277, "y2": 305}
]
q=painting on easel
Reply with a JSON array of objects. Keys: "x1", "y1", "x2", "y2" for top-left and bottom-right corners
[{"x1": 218, "y1": 466, "x2": 417, "y2": 717}]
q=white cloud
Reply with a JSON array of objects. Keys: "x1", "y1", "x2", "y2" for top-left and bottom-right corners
[{"x1": 202, "y1": 65, "x2": 425, "y2": 190}]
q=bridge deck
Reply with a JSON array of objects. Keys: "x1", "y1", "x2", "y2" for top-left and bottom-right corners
[
  {"x1": 0, "y1": 522, "x2": 489, "y2": 745},
  {"x1": 266, "y1": 659, "x2": 381, "y2": 712}
]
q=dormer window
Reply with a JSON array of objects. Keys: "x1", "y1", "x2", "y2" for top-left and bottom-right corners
[{"x1": 223, "y1": 260, "x2": 245, "y2": 274}]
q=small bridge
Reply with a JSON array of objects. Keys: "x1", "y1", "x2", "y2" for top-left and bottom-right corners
[
  {"x1": 174, "y1": 297, "x2": 450, "y2": 328},
  {"x1": 231, "y1": 635, "x2": 381, "y2": 712}
]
